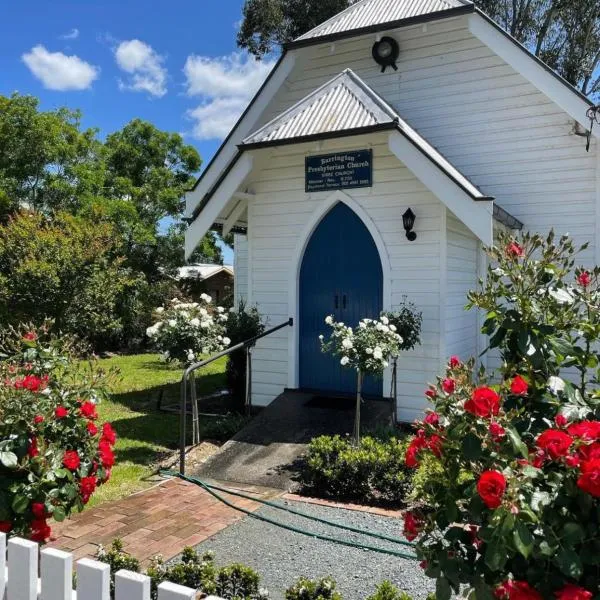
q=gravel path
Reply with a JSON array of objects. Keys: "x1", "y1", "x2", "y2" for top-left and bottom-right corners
[{"x1": 193, "y1": 499, "x2": 435, "y2": 600}]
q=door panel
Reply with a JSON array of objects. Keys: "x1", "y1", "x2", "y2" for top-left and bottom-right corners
[{"x1": 299, "y1": 202, "x2": 383, "y2": 397}]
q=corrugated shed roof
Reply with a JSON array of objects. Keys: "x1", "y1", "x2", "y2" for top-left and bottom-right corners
[
  {"x1": 178, "y1": 264, "x2": 234, "y2": 281},
  {"x1": 240, "y1": 69, "x2": 490, "y2": 201},
  {"x1": 241, "y1": 70, "x2": 397, "y2": 146},
  {"x1": 296, "y1": 0, "x2": 471, "y2": 41}
]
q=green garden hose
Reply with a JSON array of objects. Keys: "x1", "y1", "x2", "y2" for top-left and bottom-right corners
[{"x1": 160, "y1": 470, "x2": 418, "y2": 560}]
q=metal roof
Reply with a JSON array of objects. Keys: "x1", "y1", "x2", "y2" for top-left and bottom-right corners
[
  {"x1": 296, "y1": 0, "x2": 471, "y2": 42},
  {"x1": 240, "y1": 69, "x2": 492, "y2": 201},
  {"x1": 241, "y1": 70, "x2": 397, "y2": 147}
]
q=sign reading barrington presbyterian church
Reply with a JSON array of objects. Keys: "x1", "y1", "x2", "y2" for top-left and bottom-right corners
[{"x1": 305, "y1": 150, "x2": 373, "y2": 192}]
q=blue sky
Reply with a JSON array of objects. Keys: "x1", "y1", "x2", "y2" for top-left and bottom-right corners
[{"x1": 1, "y1": 1, "x2": 279, "y2": 265}]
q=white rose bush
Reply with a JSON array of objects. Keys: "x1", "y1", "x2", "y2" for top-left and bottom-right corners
[
  {"x1": 320, "y1": 315, "x2": 402, "y2": 442},
  {"x1": 146, "y1": 295, "x2": 230, "y2": 366}
]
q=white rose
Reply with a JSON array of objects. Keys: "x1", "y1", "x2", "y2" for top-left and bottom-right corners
[
  {"x1": 146, "y1": 326, "x2": 156, "y2": 337},
  {"x1": 168, "y1": 319, "x2": 177, "y2": 327},
  {"x1": 200, "y1": 321, "x2": 210, "y2": 329},
  {"x1": 359, "y1": 322, "x2": 367, "y2": 329},
  {"x1": 381, "y1": 316, "x2": 389, "y2": 325},
  {"x1": 340, "y1": 356, "x2": 350, "y2": 366},
  {"x1": 382, "y1": 361, "x2": 389, "y2": 368},
  {"x1": 342, "y1": 338, "x2": 353, "y2": 349},
  {"x1": 223, "y1": 337, "x2": 231, "y2": 346},
  {"x1": 187, "y1": 351, "x2": 195, "y2": 362},
  {"x1": 390, "y1": 324, "x2": 397, "y2": 332},
  {"x1": 318, "y1": 334, "x2": 324, "y2": 341},
  {"x1": 217, "y1": 306, "x2": 225, "y2": 313},
  {"x1": 155, "y1": 307, "x2": 165, "y2": 314},
  {"x1": 190, "y1": 318, "x2": 200, "y2": 327},
  {"x1": 325, "y1": 316, "x2": 333, "y2": 325},
  {"x1": 373, "y1": 347, "x2": 383, "y2": 360},
  {"x1": 162, "y1": 351, "x2": 170, "y2": 360},
  {"x1": 366, "y1": 348, "x2": 373, "y2": 355}
]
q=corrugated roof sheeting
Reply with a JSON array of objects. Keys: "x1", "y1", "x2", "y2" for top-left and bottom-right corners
[
  {"x1": 297, "y1": 0, "x2": 469, "y2": 41},
  {"x1": 242, "y1": 70, "x2": 396, "y2": 145}
]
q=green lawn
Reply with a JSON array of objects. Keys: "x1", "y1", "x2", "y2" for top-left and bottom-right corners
[{"x1": 90, "y1": 353, "x2": 230, "y2": 507}]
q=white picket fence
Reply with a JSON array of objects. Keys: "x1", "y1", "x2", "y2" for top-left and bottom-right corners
[{"x1": 0, "y1": 533, "x2": 224, "y2": 600}]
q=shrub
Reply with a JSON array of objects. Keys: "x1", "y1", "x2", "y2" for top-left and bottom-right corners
[
  {"x1": 381, "y1": 297, "x2": 423, "y2": 353},
  {"x1": 299, "y1": 434, "x2": 412, "y2": 505},
  {"x1": 146, "y1": 296, "x2": 230, "y2": 364},
  {"x1": 225, "y1": 301, "x2": 265, "y2": 410},
  {"x1": 0, "y1": 324, "x2": 117, "y2": 542},
  {"x1": 215, "y1": 563, "x2": 268, "y2": 600},
  {"x1": 95, "y1": 539, "x2": 141, "y2": 595},
  {"x1": 365, "y1": 581, "x2": 413, "y2": 600},
  {"x1": 406, "y1": 232, "x2": 600, "y2": 599},
  {"x1": 285, "y1": 576, "x2": 342, "y2": 600}
]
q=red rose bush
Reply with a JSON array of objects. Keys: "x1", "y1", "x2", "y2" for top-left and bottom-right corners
[
  {"x1": 0, "y1": 325, "x2": 116, "y2": 542},
  {"x1": 405, "y1": 232, "x2": 600, "y2": 599}
]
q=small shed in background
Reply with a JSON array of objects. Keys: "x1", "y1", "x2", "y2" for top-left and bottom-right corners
[{"x1": 177, "y1": 264, "x2": 234, "y2": 306}]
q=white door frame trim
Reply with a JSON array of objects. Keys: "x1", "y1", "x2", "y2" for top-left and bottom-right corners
[{"x1": 287, "y1": 190, "x2": 393, "y2": 394}]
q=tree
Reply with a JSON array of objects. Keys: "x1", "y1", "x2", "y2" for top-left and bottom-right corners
[{"x1": 237, "y1": 0, "x2": 600, "y2": 98}]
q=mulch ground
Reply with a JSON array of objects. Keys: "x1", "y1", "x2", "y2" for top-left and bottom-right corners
[{"x1": 48, "y1": 478, "x2": 264, "y2": 566}]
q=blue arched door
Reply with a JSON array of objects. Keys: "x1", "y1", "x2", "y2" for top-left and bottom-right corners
[{"x1": 299, "y1": 202, "x2": 383, "y2": 397}]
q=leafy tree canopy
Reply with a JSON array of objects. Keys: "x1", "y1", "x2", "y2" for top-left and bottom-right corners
[{"x1": 237, "y1": 0, "x2": 600, "y2": 97}]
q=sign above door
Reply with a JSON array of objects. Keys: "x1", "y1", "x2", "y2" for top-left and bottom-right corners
[{"x1": 305, "y1": 149, "x2": 372, "y2": 193}]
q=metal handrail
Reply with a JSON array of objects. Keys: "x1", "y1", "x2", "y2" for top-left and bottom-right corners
[{"x1": 179, "y1": 317, "x2": 293, "y2": 474}]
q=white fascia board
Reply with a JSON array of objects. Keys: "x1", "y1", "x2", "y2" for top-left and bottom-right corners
[
  {"x1": 388, "y1": 131, "x2": 493, "y2": 245},
  {"x1": 185, "y1": 53, "x2": 296, "y2": 216},
  {"x1": 222, "y1": 197, "x2": 249, "y2": 237},
  {"x1": 185, "y1": 153, "x2": 254, "y2": 259},
  {"x1": 468, "y1": 13, "x2": 597, "y2": 137}
]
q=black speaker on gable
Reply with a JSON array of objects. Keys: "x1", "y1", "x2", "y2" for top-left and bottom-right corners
[{"x1": 372, "y1": 37, "x2": 399, "y2": 72}]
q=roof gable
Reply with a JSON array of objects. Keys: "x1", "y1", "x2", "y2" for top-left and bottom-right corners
[{"x1": 293, "y1": 0, "x2": 472, "y2": 44}]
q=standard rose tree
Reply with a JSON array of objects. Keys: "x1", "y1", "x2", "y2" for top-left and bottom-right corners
[
  {"x1": 0, "y1": 325, "x2": 116, "y2": 542},
  {"x1": 404, "y1": 232, "x2": 600, "y2": 599}
]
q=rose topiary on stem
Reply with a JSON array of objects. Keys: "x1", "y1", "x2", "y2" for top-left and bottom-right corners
[
  {"x1": 405, "y1": 232, "x2": 600, "y2": 599},
  {"x1": 0, "y1": 324, "x2": 116, "y2": 542}
]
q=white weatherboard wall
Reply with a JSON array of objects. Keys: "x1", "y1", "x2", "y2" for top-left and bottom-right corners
[
  {"x1": 245, "y1": 132, "x2": 445, "y2": 420},
  {"x1": 254, "y1": 15, "x2": 597, "y2": 264},
  {"x1": 233, "y1": 233, "x2": 249, "y2": 307}
]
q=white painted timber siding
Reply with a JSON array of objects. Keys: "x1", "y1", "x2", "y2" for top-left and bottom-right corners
[
  {"x1": 445, "y1": 212, "x2": 479, "y2": 362},
  {"x1": 246, "y1": 132, "x2": 444, "y2": 420},
  {"x1": 233, "y1": 233, "x2": 248, "y2": 307},
  {"x1": 255, "y1": 15, "x2": 597, "y2": 264}
]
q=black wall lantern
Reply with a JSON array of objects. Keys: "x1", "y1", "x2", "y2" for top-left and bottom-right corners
[
  {"x1": 372, "y1": 36, "x2": 399, "y2": 72},
  {"x1": 403, "y1": 208, "x2": 417, "y2": 241}
]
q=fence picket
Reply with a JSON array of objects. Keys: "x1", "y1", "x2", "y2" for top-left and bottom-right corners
[
  {"x1": 0, "y1": 533, "x2": 6, "y2": 600},
  {"x1": 157, "y1": 581, "x2": 196, "y2": 600},
  {"x1": 40, "y1": 548, "x2": 72, "y2": 600},
  {"x1": 115, "y1": 570, "x2": 150, "y2": 600},
  {"x1": 7, "y1": 538, "x2": 38, "y2": 600},
  {"x1": 76, "y1": 559, "x2": 110, "y2": 600}
]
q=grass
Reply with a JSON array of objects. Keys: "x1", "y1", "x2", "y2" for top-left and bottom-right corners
[{"x1": 89, "y1": 353, "x2": 231, "y2": 507}]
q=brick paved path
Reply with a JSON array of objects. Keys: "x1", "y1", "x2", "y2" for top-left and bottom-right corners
[{"x1": 48, "y1": 478, "x2": 266, "y2": 565}]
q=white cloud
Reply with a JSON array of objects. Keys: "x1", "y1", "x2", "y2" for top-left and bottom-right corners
[
  {"x1": 183, "y1": 52, "x2": 275, "y2": 140},
  {"x1": 22, "y1": 45, "x2": 99, "y2": 91},
  {"x1": 115, "y1": 39, "x2": 167, "y2": 98},
  {"x1": 60, "y1": 28, "x2": 80, "y2": 40}
]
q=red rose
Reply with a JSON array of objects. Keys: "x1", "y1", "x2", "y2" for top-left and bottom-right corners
[
  {"x1": 86, "y1": 421, "x2": 98, "y2": 436},
  {"x1": 577, "y1": 458, "x2": 600, "y2": 497},
  {"x1": 98, "y1": 441, "x2": 115, "y2": 468},
  {"x1": 489, "y1": 422, "x2": 506, "y2": 440},
  {"x1": 577, "y1": 271, "x2": 591, "y2": 288},
  {"x1": 14, "y1": 374, "x2": 48, "y2": 393},
  {"x1": 31, "y1": 502, "x2": 46, "y2": 519},
  {"x1": 79, "y1": 476, "x2": 97, "y2": 504},
  {"x1": 506, "y1": 241, "x2": 524, "y2": 258},
  {"x1": 448, "y1": 356, "x2": 461, "y2": 368},
  {"x1": 80, "y1": 401, "x2": 98, "y2": 420},
  {"x1": 101, "y1": 422, "x2": 117, "y2": 446},
  {"x1": 402, "y1": 511, "x2": 423, "y2": 542},
  {"x1": 579, "y1": 442, "x2": 600, "y2": 462},
  {"x1": 34, "y1": 415, "x2": 44, "y2": 425},
  {"x1": 0, "y1": 521, "x2": 12, "y2": 533},
  {"x1": 425, "y1": 389, "x2": 436, "y2": 399},
  {"x1": 477, "y1": 470, "x2": 506, "y2": 509},
  {"x1": 28, "y1": 437, "x2": 39, "y2": 458},
  {"x1": 536, "y1": 429, "x2": 573, "y2": 460},
  {"x1": 568, "y1": 421, "x2": 600, "y2": 441},
  {"x1": 62, "y1": 450, "x2": 81, "y2": 471},
  {"x1": 495, "y1": 580, "x2": 542, "y2": 599},
  {"x1": 566, "y1": 454, "x2": 581, "y2": 468},
  {"x1": 465, "y1": 387, "x2": 501, "y2": 418},
  {"x1": 510, "y1": 375, "x2": 528, "y2": 396},
  {"x1": 555, "y1": 414, "x2": 568, "y2": 428},
  {"x1": 555, "y1": 584, "x2": 593, "y2": 600},
  {"x1": 23, "y1": 331, "x2": 37, "y2": 342},
  {"x1": 55, "y1": 406, "x2": 68, "y2": 419},
  {"x1": 427, "y1": 434, "x2": 443, "y2": 457},
  {"x1": 442, "y1": 378, "x2": 455, "y2": 394},
  {"x1": 29, "y1": 518, "x2": 51, "y2": 543},
  {"x1": 405, "y1": 437, "x2": 426, "y2": 468},
  {"x1": 424, "y1": 412, "x2": 440, "y2": 427}
]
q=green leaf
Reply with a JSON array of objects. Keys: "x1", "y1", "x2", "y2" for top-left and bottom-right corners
[
  {"x1": 562, "y1": 523, "x2": 585, "y2": 545},
  {"x1": 513, "y1": 521, "x2": 533, "y2": 558},
  {"x1": 462, "y1": 433, "x2": 483, "y2": 461},
  {"x1": 485, "y1": 537, "x2": 507, "y2": 571},
  {"x1": 52, "y1": 506, "x2": 66, "y2": 522},
  {"x1": 556, "y1": 547, "x2": 583, "y2": 578},
  {"x1": 0, "y1": 451, "x2": 18, "y2": 469},
  {"x1": 436, "y1": 576, "x2": 452, "y2": 600},
  {"x1": 506, "y1": 426, "x2": 529, "y2": 459},
  {"x1": 11, "y1": 494, "x2": 29, "y2": 514}
]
